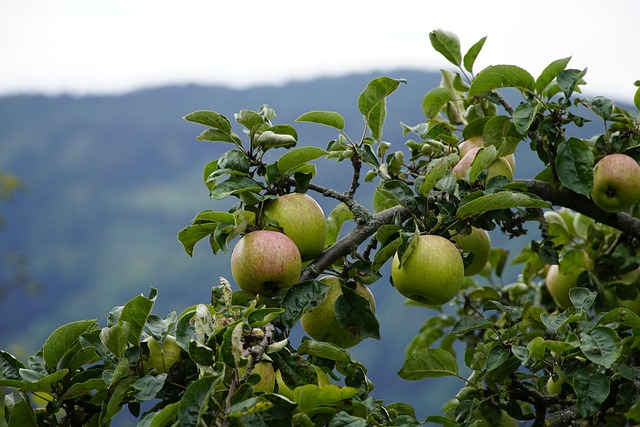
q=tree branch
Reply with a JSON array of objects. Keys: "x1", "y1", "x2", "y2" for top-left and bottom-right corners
[{"x1": 521, "y1": 179, "x2": 640, "y2": 239}]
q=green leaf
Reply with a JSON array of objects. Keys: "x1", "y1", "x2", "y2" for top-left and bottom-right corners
[
  {"x1": 120, "y1": 292, "x2": 156, "y2": 345},
  {"x1": 467, "y1": 145, "x2": 498, "y2": 183},
  {"x1": 450, "y1": 316, "x2": 492, "y2": 335},
  {"x1": 358, "y1": 76, "x2": 406, "y2": 141},
  {"x1": 235, "y1": 109, "x2": 265, "y2": 130},
  {"x1": 280, "y1": 280, "x2": 330, "y2": 328},
  {"x1": 248, "y1": 307, "x2": 284, "y2": 328},
  {"x1": 195, "y1": 128, "x2": 242, "y2": 145},
  {"x1": 379, "y1": 180, "x2": 417, "y2": 212},
  {"x1": 557, "y1": 68, "x2": 585, "y2": 98},
  {"x1": 137, "y1": 401, "x2": 180, "y2": 427},
  {"x1": 582, "y1": 96, "x2": 614, "y2": 121},
  {"x1": 335, "y1": 285, "x2": 380, "y2": 341},
  {"x1": 132, "y1": 374, "x2": 168, "y2": 401},
  {"x1": 598, "y1": 307, "x2": 640, "y2": 329},
  {"x1": 5, "y1": 392, "x2": 38, "y2": 427},
  {"x1": 42, "y1": 319, "x2": 98, "y2": 370},
  {"x1": 177, "y1": 223, "x2": 219, "y2": 256},
  {"x1": 296, "y1": 111, "x2": 345, "y2": 131},
  {"x1": 421, "y1": 88, "x2": 453, "y2": 119},
  {"x1": 99, "y1": 322, "x2": 131, "y2": 358},
  {"x1": 297, "y1": 340, "x2": 353, "y2": 363},
  {"x1": 419, "y1": 155, "x2": 458, "y2": 197},
  {"x1": 327, "y1": 411, "x2": 367, "y2": 427},
  {"x1": 293, "y1": 384, "x2": 361, "y2": 411},
  {"x1": 254, "y1": 130, "x2": 297, "y2": 150},
  {"x1": 179, "y1": 375, "x2": 220, "y2": 427},
  {"x1": 483, "y1": 300, "x2": 523, "y2": 322},
  {"x1": 482, "y1": 115, "x2": 522, "y2": 156},
  {"x1": 555, "y1": 137, "x2": 594, "y2": 197},
  {"x1": 535, "y1": 57, "x2": 572, "y2": 94},
  {"x1": 221, "y1": 322, "x2": 244, "y2": 367},
  {"x1": 22, "y1": 369, "x2": 68, "y2": 393},
  {"x1": 184, "y1": 110, "x2": 232, "y2": 132},
  {"x1": 635, "y1": 86, "x2": 640, "y2": 111},
  {"x1": 485, "y1": 345, "x2": 509, "y2": 372},
  {"x1": 457, "y1": 191, "x2": 550, "y2": 218},
  {"x1": 512, "y1": 102, "x2": 537, "y2": 135},
  {"x1": 468, "y1": 65, "x2": 535, "y2": 97},
  {"x1": 277, "y1": 146, "x2": 327, "y2": 176},
  {"x1": 579, "y1": 327, "x2": 622, "y2": 368},
  {"x1": 573, "y1": 370, "x2": 610, "y2": 418},
  {"x1": 429, "y1": 29, "x2": 461, "y2": 67},
  {"x1": 372, "y1": 236, "x2": 401, "y2": 272},
  {"x1": 0, "y1": 351, "x2": 25, "y2": 382},
  {"x1": 540, "y1": 311, "x2": 571, "y2": 334},
  {"x1": 209, "y1": 176, "x2": 262, "y2": 200},
  {"x1": 569, "y1": 287, "x2": 597, "y2": 311},
  {"x1": 100, "y1": 376, "x2": 136, "y2": 425},
  {"x1": 325, "y1": 202, "x2": 354, "y2": 248},
  {"x1": 397, "y1": 348, "x2": 458, "y2": 380},
  {"x1": 463, "y1": 36, "x2": 487, "y2": 73}
]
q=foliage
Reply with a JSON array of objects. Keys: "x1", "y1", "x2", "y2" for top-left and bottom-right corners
[{"x1": 3, "y1": 29, "x2": 640, "y2": 426}]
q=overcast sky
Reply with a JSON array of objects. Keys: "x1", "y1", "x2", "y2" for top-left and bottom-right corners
[{"x1": 1, "y1": 1, "x2": 638, "y2": 104}]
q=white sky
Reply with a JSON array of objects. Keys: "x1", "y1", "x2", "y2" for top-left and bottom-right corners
[{"x1": 1, "y1": 1, "x2": 639, "y2": 105}]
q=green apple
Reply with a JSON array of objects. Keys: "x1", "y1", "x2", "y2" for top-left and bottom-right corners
[
  {"x1": 450, "y1": 227, "x2": 491, "y2": 276},
  {"x1": 546, "y1": 375, "x2": 563, "y2": 394},
  {"x1": 458, "y1": 136, "x2": 516, "y2": 175},
  {"x1": 262, "y1": 193, "x2": 327, "y2": 261},
  {"x1": 545, "y1": 264, "x2": 584, "y2": 310},
  {"x1": 591, "y1": 153, "x2": 640, "y2": 212},
  {"x1": 391, "y1": 235, "x2": 464, "y2": 305},
  {"x1": 452, "y1": 147, "x2": 514, "y2": 183},
  {"x1": 300, "y1": 276, "x2": 376, "y2": 348},
  {"x1": 230, "y1": 230, "x2": 302, "y2": 296},
  {"x1": 143, "y1": 335, "x2": 183, "y2": 374}
]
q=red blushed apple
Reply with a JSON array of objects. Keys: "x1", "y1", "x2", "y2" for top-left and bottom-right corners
[
  {"x1": 591, "y1": 153, "x2": 640, "y2": 212},
  {"x1": 230, "y1": 230, "x2": 302, "y2": 296}
]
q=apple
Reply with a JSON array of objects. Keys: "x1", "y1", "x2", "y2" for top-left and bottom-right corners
[
  {"x1": 262, "y1": 193, "x2": 327, "y2": 261},
  {"x1": 300, "y1": 276, "x2": 376, "y2": 348},
  {"x1": 391, "y1": 235, "x2": 464, "y2": 305},
  {"x1": 591, "y1": 153, "x2": 640, "y2": 212},
  {"x1": 450, "y1": 227, "x2": 492, "y2": 276},
  {"x1": 143, "y1": 335, "x2": 183, "y2": 374},
  {"x1": 458, "y1": 136, "x2": 516, "y2": 175},
  {"x1": 545, "y1": 264, "x2": 584, "y2": 310},
  {"x1": 452, "y1": 147, "x2": 514, "y2": 183},
  {"x1": 230, "y1": 230, "x2": 302, "y2": 296},
  {"x1": 546, "y1": 375, "x2": 563, "y2": 394}
]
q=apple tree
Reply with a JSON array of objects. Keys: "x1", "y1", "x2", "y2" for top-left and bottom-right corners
[{"x1": 2, "y1": 30, "x2": 640, "y2": 426}]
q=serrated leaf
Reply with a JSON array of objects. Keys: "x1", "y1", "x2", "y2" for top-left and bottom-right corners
[
  {"x1": 421, "y1": 87, "x2": 453, "y2": 119},
  {"x1": 0, "y1": 351, "x2": 25, "y2": 382},
  {"x1": 209, "y1": 176, "x2": 261, "y2": 200},
  {"x1": 535, "y1": 57, "x2": 572, "y2": 94},
  {"x1": 277, "y1": 146, "x2": 327, "y2": 176},
  {"x1": 178, "y1": 375, "x2": 220, "y2": 427},
  {"x1": 195, "y1": 128, "x2": 241, "y2": 145},
  {"x1": 222, "y1": 322, "x2": 244, "y2": 367},
  {"x1": 379, "y1": 180, "x2": 417, "y2": 212},
  {"x1": 419, "y1": 154, "x2": 459, "y2": 197},
  {"x1": 482, "y1": 115, "x2": 522, "y2": 156},
  {"x1": 325, "y1": 203, "x2": 354, "y2": 248},
  {"x1": 555, "y1": 138, "x2": 594, "y2": 197},
  {"x1": 280, "y1": 280, "x2": 330, "y2": 328},
  {"x1": 137, "y1": 401, "x2": 180, "y2": 427},
  {"x1": 184, "y1": 110, "x2": 232, "y2": 132},
  {"x1": 569, "y1": 287, "x2": 597, "y2": 311},
  {"x1": 598, "y1": 307, "x2": 640, "y2": 329},
  {"x1": 42, "y1": 320, "x2": 98, "y2": 370},
  {"x1": 574, "y1": 370, "x2": 610, "y2": 418},
  {"x1": 372, "y1": 236, "x2": 401, "y2": 272},
  {"x1": 463, "y1": 36, "x2": 487, "y2": 73},
  {"x1": 429, "y1": 29, "x2": 461, "y2": 67},
  {"x1": 177, "y1": 223, "x2": 219, "y2": 256},
  {"x1": 335, "y1": 285, "x2": 380, "y2": 341},
  {"x1": 296, "y1": 111, "x2": 345, "y2": 131},
  {"x1": 456, "y1": 191, "x2": 550, "y2": 218},
  {"x1": 397, "y1": 348, "x2": 458, "y2": 380},
  {"x1": 358, "y1": 76, "x2": 406, "y2": 141},
  {"x1": 579, "y1": 327, "x2": 622, "y2": 368},
  {"x1": 557, "y1": 68, "x2": 585, "y2": 98},
  {"x1": 450, "y1": 316, "x2": 492, "y2": 335},
  {"x1": 468, "y1": 65, "x2": 535, "y2": 97},
  {"x1": 297, "y1": 340, "x2": 353, "y2": 363},
  {"x1": 512, "y1": 102, "x2": 537, "y2": 135},
  {"x1": 120, "y1": 293, "x2": 156, "y2": 345}
]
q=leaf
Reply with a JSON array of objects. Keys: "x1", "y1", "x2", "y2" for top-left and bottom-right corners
[
  {"x1": 512, "y1": 102, "x2": 537, "y2": 135},
  {"x1": 635, "y1": 86, "x2": 640, "y2": 111},
  {"x1": 598, "y1": 307, "x2": 640, "y2": 329},
  {"x1": 419, "y1": 155, "x2": 458, "y2": 197},
  {"x1": 327, "y1": 411, "x2": 367, "y2": 427},
  {"x1": 468, "y1": 65, "x2": 535, "y2": 97},
  {"x1": 137, "y1": 401, "x2": 180, "y2": 427},
  {"x1": 184, "y1": 110, "x2": 232, "y2": 132},
  {"x1": 277, "y1": 146, "x2": 327, "y2": 176},
  {"x1": 463, "y1": 36, "x2": 487, "y2": 73},
  {"x1": 325, "y1": 203, "x2": 354, "y2": 248},
  {"x1": 483, "y1": 300, "x2": 523, "y2": 322},
  {"x1": 254, "y1": 130, "x2": 297, "y2": 150},
  {"x1": 569, "y1": 287, "x2": 597, "y2": 311},
  {"x1": 99, "y1": 322, "x2": 131, "y2": 358},
  {"x1": 579, "y1": 327, "x2": 622, "y2": 368},
  {"x1": 582, "y1": 96, "x2": 614, "y2": 121},
  {"x1": 358, "y1": 76, "x2": 406, "y2": 141},
  {"x1": 120, "y1": 292, "x2": 156, "y2": 345},
  {"x1": 195, "y1": 128, "x2": 241, "y2": 145},
  {"x1": 247, "y1": 307, "x2": 284, "y2": 328},
  {"x1": 100, "y1": 376, "x2": 136, "y2": 425},
  {"x1": 535, "y1": 57, "x2": 572, "y2": 94},
  {"x1": 209, "y1": 176, "x2": 262, "y2": 200},
  {"x1": 297, "y1": 340, "x2": 353, "y2": 363},
  {"x1": 485, "y1": 345, "x2": 509, "y2": 372},
  {"x1": 296, "y1": 111, "x2": 345, "y2": 131},
  {"x1": 482, "y1": 115, "x2": 522, "y2": 156},
  {"x1": 467, "y1": 145, "x2": 498, "y2": 182},
  {"x1": 280, "y1": 280, "x2": 330, "y2": 329},
  {"x1": 456, "y1": 191, "x2": 550, "y2": 219},
  {"x1": 379, "y1": 180, "x2": 417, "y2": 212},
  {"x1": 451, "y1": 316, "x2": 492, "y2": 335},
  {"x1": 372, "y1": 236, "x2": 401, "y2": 272},
  {"x1": 178, "y1": 375, "x2": 219, "y2": 427},
  {"x1": 557, "y1": 68, "x2": 585, "y2": 98},
  {"x1": 177, "y1": 223, "x2": 219, "y2": 256},
  {"x1": 429, "y1": 29, "x2": 461, "y2": 67},
  {"x1": 397, "y1": 348, "x2": 458, "y2": 380},
  {"x1": 221, "y1": 322, "x2": 244, "y2": 367},
  {"x1": 5, "y1": 392, "x2": 38, "y2": 427},
  {"x1": 42, "y1": 320, "x2": 98, "y2": 370},
  {"x1": 335, "y1": 285, "x2": 380, "y2": 341},
  {"x1": 293, "y1": 384, "x2": 361, "y2": 410},
  {"x1": 540, "y1": 311, "x2": 571, "y2": 334},
  {"x1": 573, "y1": 370, "x2": 610, "y2": 418},
  {"x1": 21, "y1": 369, "x2": 68, "y2": 393},
  {"x1": 421, "y1": 88, "x2": 453, "y2": 119},
  {"x1": 132, "y1": 374, "x2": 168, "y2": 401},
  {"x1": 555, "y1": 138, "x2": 594, "y2": 197},
  {"x1": 0, "y1": 351, "x2": 25, "y2": 382}
]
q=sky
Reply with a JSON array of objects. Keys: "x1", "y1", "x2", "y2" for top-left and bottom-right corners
[{"x1": 1, "y1": 1, "x2": 639, "y2": 105}]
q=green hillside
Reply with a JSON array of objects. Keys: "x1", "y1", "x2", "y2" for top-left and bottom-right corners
[{"x1": 0, "y1": 70, "x2": 557, "y2": 421}]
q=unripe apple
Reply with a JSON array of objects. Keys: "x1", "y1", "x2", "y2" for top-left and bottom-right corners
[
  {"x1": 391, "y1": 235, "x2": 464, "y2": 305},
  {"x1": 546, "y1": 375, "x2": 563, "y2": 394},
  {"x1": 143, "y1": 335, "x2": 183, "y2": 374},
  {"x1": 591, "y1": 153, "x2": 640, "y2": 212},
  {"x1": 230, "y1": 230, "x2": 302, "y2": 296},
  {"x1": 262, "y1": 193, "x2": 327, "y2": 261},
  {"x1": 452, "y1": 147, "x2": 514, "y2": 183},
  {"x1": 300, "y1": 276, "x2": 376, "y2": 348},
  {"x1": 450, "y1": 227, "x2": 492, "y2": 276},
  {"x1": 458, "y1": 136, "x2": 516, "y2": 175},
  {"x1": 545, "y1": 264, "x2": 584, "y2": 310}
]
